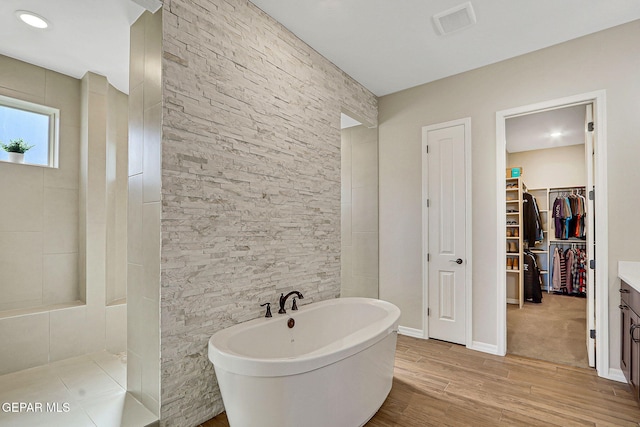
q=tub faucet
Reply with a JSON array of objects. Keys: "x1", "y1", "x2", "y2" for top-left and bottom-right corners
[
  {"x1": 279, "y1": 291, "x2": 304, "y2": 314},
  {"x1": 260, "y1": 302, "x2": 272, "y2": 318}
]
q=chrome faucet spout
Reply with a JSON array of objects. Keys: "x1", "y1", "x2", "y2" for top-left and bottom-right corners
[{"x1": 279, "y1": 291, "x2": 304, "y2": 314}]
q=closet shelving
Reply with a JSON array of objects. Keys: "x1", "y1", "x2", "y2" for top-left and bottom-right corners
[
  {"x1": 525, "y1": 186, "x2": 586, "y2": 292},
  {"x1": 506, "y1": 177, "x2": 524, "y2": 308}
]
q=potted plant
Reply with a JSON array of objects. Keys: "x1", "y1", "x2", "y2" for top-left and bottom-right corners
[{"x1": 1, "y1": 138, "x2": 34, "y2": 164}]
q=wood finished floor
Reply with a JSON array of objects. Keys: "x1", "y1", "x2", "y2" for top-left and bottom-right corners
[{"x1": 201, "y1": 335, "x2": 640, "y2": 426}]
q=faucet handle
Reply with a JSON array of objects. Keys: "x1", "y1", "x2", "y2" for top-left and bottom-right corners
[
  {"x1": 278, "y1": 293, "x2": 286, "y2": 314},
  {"x1": 292, "y1": 298, "x2": 298, "y2": 311},
  {"x1": 260, "y1": 302, "x2": 272, "y2": 318}
]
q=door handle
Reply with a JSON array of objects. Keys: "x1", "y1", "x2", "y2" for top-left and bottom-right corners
[
  {"x1": 631, "y1": 324, "x2": 640, "y2": 344},
  {"x1": 449, "y1": 258, "x2": 463, "y2": 265}
]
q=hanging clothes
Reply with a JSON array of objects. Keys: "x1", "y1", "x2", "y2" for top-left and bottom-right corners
[
  {"x1": 564, "y1": 247, "x2": 575, "y2": 294},
  {"x1": 552, "y1": 197, "x2": 563, "y2": 239},
  {"x1": 548, "y1": 188, "x2": 588, "y2": 297},
  {"x1": 573, "y1": 195, "x2": 582, "y2": 237},
  {"x1": 522, "y1": 192, "x2": 543, "y2": 246},
  {"x1": 563, "y1": 197, "x2": 572, "y2": 240},
  {"x1": 562, "y1": 193, "x2": 588, "y2": 240},
  {"x1": 574, "y1": 248, "x2": 587, "y2": 295},
  {"x1": 551, "y1": 192, "x2": 587, "y2": 240},
  {"x1": 523, "y1": 250, "x2": 543, "y2": 303},
  {"x1": 576, "y1": 193, "x2": 587, "y2": 239},
  {"x1": 551, "y1": 244, "x2": 587, "y2": 296},
  {"x1": 551, "y1": 246, "x2": 566, "y2": 292}
]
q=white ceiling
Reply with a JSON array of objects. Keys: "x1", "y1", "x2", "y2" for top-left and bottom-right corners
[
  {"x1": 340, "y1": 113, "x2": 362, "y2": 129},
  {"x1": 505, "y1": 104, "x2": 586, "y2": 153},
  {"x1": 0, "y1": 0, "x2": 144, "y2": 94},
  {"x1": 1, "y1": 1, "x2": 640, "y2": 98},
  {"x1": 250, "y1": 0, "x2": 640, "y2": 96}
]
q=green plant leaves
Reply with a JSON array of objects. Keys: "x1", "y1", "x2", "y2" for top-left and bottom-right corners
[{"x1": 0, "y1": 138, "x2": 35, "y2": 153}]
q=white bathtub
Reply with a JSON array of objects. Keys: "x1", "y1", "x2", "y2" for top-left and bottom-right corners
[{"x1": 208, "y1": 297, "x2": 400, "y2": 427}]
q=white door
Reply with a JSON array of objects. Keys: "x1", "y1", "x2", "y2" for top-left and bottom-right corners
[
  {"x1": 422, "y1": 122, "x2": 467, "y2": 345},
  {"x1": 585, "y1": 104, "x2": 596, "y2": 367}
]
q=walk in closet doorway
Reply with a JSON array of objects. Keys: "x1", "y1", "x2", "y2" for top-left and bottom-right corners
[{"x1": 496, "y1": 92, "x2": 610, "y2": 379}]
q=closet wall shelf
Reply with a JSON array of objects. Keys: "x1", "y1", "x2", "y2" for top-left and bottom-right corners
[
  {"x1": 505, "y1": 175, "x2": 524, "y2": 308},
  {"x1": 548, "y1": 185, "x2": 586, "y2": 191}
]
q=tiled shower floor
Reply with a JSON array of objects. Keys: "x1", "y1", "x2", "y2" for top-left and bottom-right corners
[{"x1": 0, "y1": 351, "x2": 157, "y2": 427}]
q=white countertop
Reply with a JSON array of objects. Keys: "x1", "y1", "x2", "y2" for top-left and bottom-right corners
[{"x1": 619, "y1": 261, "x2": 640, "y2": 293}]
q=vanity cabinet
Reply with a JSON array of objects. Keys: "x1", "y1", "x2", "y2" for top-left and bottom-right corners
[{"x1": 620, "y1": 280, "x2": 640, "y2": 402}]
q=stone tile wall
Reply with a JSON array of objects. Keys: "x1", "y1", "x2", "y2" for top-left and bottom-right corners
[{"x1": 160, "y1": 0, "x2": 377, "y2": 425}]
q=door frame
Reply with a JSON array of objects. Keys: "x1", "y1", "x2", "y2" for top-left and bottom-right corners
[
  {"x1": 495, "y1": 90, "x2": 610, "y2": 379},
  {"x1": 421, "y1": 117, "x2": 473, "y2": 347}
]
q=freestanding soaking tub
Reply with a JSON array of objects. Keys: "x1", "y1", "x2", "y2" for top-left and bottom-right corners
[{"x1": 208, "y1": 297, "x2": 401, "y2": 427}]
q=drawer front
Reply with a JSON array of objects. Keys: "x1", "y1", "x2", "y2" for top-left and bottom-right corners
[{"x1": 621, "y1": 281, "x2": 640, "y2": 315}]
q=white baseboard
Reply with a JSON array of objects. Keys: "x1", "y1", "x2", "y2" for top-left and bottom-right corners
[
  {"x1": 604, "y1": 367, "x2": 627, "y2": 383},
  {"x1": 398, "y1": 326, "x2": 424, "y2": 338},
  {"x1": 468, "y1": 340, "x2": 500, "y2": 355},
  {"x1": 506, "y1": 298, "x2": 519, "y2": 305}
]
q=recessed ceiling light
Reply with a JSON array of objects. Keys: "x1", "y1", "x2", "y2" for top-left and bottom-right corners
[
  {"x1": 15, "y1": 11, "x2": 49, "y2": 29},
  {"x1": 550, "y1": 131, "x2": 563, "y2": 138}
]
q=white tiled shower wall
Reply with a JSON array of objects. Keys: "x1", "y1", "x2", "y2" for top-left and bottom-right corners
[
  {"x1": 0, "y1": 305, "x2": 126, "y2": 375},
  {"x1": 0, "y1": 55, "x2": 81, "y2": 312},
  {"x1": 127, "y1": 10, "x2": 162, "y2": 417},
  {"x1": 341, "y1": 125, "x2": 379, "y2": 298},
  {"x1": 0, "y1": 57, "x2": 128, "y2": 376}
]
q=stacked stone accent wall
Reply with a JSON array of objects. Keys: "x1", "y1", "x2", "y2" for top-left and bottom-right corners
[{"x1": 160, "y1": 0, "x2": 377, "y2": 425}]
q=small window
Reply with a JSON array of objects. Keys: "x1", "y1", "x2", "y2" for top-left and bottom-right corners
[{"x1": 0, "y1": 95, "x2": 59, "y2": 168}]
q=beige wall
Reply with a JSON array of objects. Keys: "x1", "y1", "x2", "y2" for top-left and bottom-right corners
[
  {"x1": 507, "y1": 144, "x2": 586, "y2": 189},
  {"x1": 341, "y1": 125, "x2": 379, "y2": 298},
  {"x1": 0, "y1": 58, "x2": 128, "y2": 376},
  {"x1": 128, "y1": 10, "x2": 162, "y2": 417},
  {"x1": 379, "y1": 19, "x2": 640, "y2": 370}
]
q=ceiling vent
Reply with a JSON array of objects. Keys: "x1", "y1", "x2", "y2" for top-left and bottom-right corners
[{"x1": 433, "y1": 2, "x2": 476, "y2": 36}]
